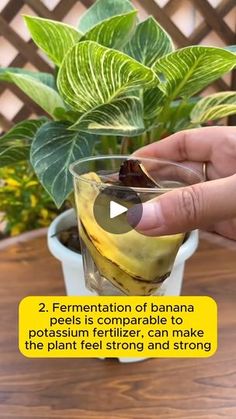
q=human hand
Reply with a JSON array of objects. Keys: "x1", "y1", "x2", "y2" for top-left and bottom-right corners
[{"x1": 130, "y1": 126, "x2": 236, "y2": 240}]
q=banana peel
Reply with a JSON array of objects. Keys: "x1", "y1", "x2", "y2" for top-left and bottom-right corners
[{"x1": 75, "y1": 172, "x2": 184, "y2": 295}]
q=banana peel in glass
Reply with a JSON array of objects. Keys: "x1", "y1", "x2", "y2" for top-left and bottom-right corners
[{"x1": 76, "y1": 171, "x2": 184, "y2": 296}]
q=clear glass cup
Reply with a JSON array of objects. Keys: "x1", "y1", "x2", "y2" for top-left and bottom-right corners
[{"x1": 70, "y1": 156, "x2": 203, "y2": 296}]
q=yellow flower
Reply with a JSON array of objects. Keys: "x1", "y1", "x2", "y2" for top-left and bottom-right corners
[
  {"x1": 30, "y1": 194, "x2": 38, "y2": 208},
  {"x1": 26, "y1": 181, "x2": 38, "y2": 188},
  {"x1": 6, "y1": 178, "x2": 21, "y2": 188},
  {"x1": 40, "y1": 208, "x2": 49, "y2": 219},
  {"x1": 11, "y1": 223, "x2": 24, "y2": 236}
]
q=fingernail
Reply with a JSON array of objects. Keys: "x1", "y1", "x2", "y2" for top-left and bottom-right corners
[
  {"x1": 138, "y1": 202, "x2": 165, "y2": 231},
  {"x1": 127, "y1": 202, "x2": 165, "y2": 231}
]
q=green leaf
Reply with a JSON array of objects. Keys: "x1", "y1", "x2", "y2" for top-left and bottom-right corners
[
  {"x1": 7, "y1": 73, "x2": 65, "y2": 118},
  {"x1": 0, "y1": 119, "x2": 47, "y2": 167},
  {"x1": 191, "y1": 91, "x2": 236, "y2": 124},
  {"x1": 81, "y1": 11, "x2": 137, "y2": 50},
  {"x1": 0, "y1": 67, "x2": 56, "y2": 89},
  {"x1": 30, "y1": 121, "x2": 97, "y2": 207},
  {"x1": 24, "y1": 15, "x2": 82, "y2": 66},
  {"x1": 125, "y1": 17, "x2": 174, "y2": 67},
  {"x1": 2, "y1": 67, "x2": 79, "y2": 122},
  {"x1": 143, "y1": 87, "x2": 165, "y2": 121},
  {"x1": 165, "y1": 98, "x2": 200, "y2": 132},
  {"x1": 70, "y1": 96, "x2": 145, "y2": 136},
  {"x1": 78, "y1": 0, "x2": 135, "y2": 32},
  {"x1": 57, "y1": 41, "x2": 159, "y2": 114},
  {"x1": 153, "y1": 46, "x2": 236, "y2": 100}
]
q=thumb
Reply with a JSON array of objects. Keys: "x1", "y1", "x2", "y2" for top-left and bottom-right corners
[{"x1": 128, "y1": 175, "x2": 236, "y2": 236}]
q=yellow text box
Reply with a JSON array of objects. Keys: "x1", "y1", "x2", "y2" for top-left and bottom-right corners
[{"x1": 19, "y1": 296, "x2": 217, "y2": 358}]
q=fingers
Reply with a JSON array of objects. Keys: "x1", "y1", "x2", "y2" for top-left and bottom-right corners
[
  {"x1": 134, "y1": 126, "x2": 236, "y2": 163},
  {"x1": 127, "y1": 174, "x2": 236, "y2": 236}
]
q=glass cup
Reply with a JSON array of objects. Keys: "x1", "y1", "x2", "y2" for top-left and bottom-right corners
[{"x1": 70, "y1": 156, "x2": 203, "y2": 296}]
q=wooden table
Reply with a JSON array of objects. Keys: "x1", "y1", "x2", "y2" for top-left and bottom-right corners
[{"x1": 0, "y1": 233, "x2": 236, "y2": 418}]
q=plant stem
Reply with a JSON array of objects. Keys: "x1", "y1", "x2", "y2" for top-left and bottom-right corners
[
  {"x1": 120, "y1": 137, "x2": 130, "y2": 154},
  {"x1": 151, "y1": 124, "x2": 165, "y2": 141},
  {"x1": 146, "y1": 130, "x2": 152, "y2": 144},
  {"x1": 152, "y1": 98, "x2": 172, "y2": 140}
]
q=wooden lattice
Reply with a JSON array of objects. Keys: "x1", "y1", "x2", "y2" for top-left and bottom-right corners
[{"x1": 0, "y1": 0, "x2": 235, "y2": 132}]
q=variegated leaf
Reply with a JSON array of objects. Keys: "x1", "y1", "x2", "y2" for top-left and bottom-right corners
[
  {"x1": 70, "y1": 96, "x2": 145, "y2": 136},
  {"x1": 78, "y1": 0, "x2": 135, "y2": 32},
  {"x1": 0, "y1": 119, "x2": 47, "y2": 167},
  {"x1": 191, "y1": 91, "x2": 236, "y2": 124},
  {"x1": 24, "y1": 15, "x2": 82, "y2": 66},
  {"x1": 0, "y1": 67, "x2": 56, "y2": 89},
  {"x1": 57, "y1": 41, "x2": 159, "y2": 114},
  {"x1": 7, "y1": 73, "x2": 65, "y2": 118},
  {"x1": 125, "y1": 17, "x2": 174, "y2": 67},
  {"x1": 30, "y1": 121, "x2": 97, "y2": 207},
  {"x1": 81, "y1": 11, "x2": 137, "y2": 50},
  {"x1": 153, "y1": 46, "x2": 236, "y2": 100}
]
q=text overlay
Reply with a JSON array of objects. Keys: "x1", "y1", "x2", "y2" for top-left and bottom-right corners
[{"x1": 19, "y1": 296, "x2": 217, "y2": 358}]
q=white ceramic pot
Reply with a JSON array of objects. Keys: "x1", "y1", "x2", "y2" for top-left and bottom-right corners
[
  {"x1": 48, "y1": 209, "x2": 89, "y2": 296},
  {"x1": 47, "y1": 209, "x2": 199, "y2": 363}
]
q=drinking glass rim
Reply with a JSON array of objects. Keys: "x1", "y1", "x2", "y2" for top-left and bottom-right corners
[{"x1": 69, "y1": 155, "x2": 204, "y2": 193}]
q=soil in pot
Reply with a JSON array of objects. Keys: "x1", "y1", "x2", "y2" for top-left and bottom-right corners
[{"x1": 58, "y1": 226, "x2": 81, "y2": 254}]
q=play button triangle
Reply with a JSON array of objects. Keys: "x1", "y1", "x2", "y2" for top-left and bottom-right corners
[{"x1": 110, "y1": 201, "x2": 128, "y2": 219}]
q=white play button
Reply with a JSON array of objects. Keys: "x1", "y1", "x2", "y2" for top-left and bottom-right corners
[
  {"x1": 93, "y1": 185, "x2": 143, "y2": 234},
  {"x1": 110, "y1": 201, "x2": 128, "y2": 219}
]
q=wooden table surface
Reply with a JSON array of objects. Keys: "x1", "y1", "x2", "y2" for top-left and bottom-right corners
[{"x1": 0, "y1": 233, "x2": 236, "y2": 419}]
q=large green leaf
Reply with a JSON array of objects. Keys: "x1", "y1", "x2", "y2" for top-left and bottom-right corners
[
  {"x1": 30, "y1": 121, "x2": 97, "y2": 207},
  {"x1": 81, "y1": 11, "x2": 137, "y2": 50},
  {"x1": 6, "y1": 73, "x2": 65, "y2": 118},
  {"x1": 125, "y1": 17, "x2": 174, "y2": 67},
  {"x1": 0, "y1": 119, "x2": 46, "y2": 167},
  {"x1": 191, "y1": 91, "x2": 236, "y2": 124},
  {"x1": 24, "y1": 15, "x2": 82, "y2": 66},
  {"x1": 71, "y1": 96, "x2": 145, "y2": 136},
  {"x1": 153, "y1": 46, "x2": 236, "y2": 100},
  {"x1": 78, "y1": 0, "x2": 135, "y2": 32},
  {"x1": 57, "y1": 41, "x2": 159, "y2": 114},
  {"x1": 0, "y1": 67, "x2": 56, "y2": 89}
]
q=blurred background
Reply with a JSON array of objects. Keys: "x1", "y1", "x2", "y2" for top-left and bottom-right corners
[{"x1": 0, "y1": 0, "x2": 235, "y2": 237}]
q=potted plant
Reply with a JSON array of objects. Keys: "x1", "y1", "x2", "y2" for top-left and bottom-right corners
[{"x1": 0, "y1": 0, "x2": 236, "y2": 297}]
